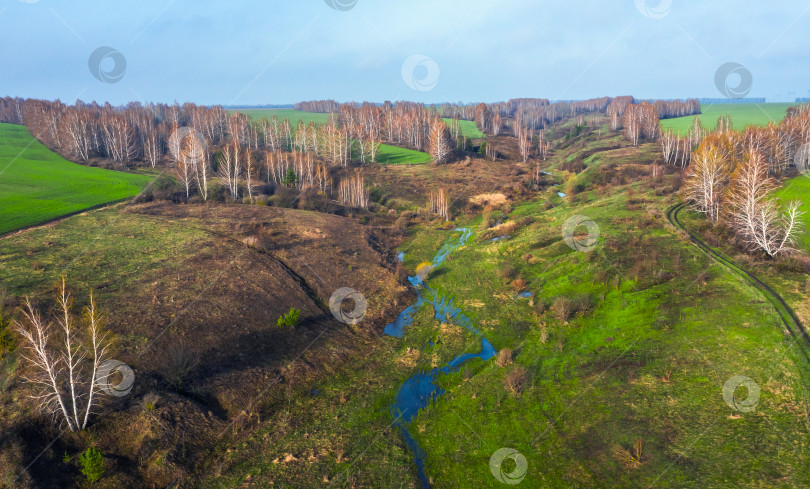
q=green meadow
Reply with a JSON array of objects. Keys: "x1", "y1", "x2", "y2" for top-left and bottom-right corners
[
  {"x1": 0, "y1": 123, "x2": 154, "y2": 235},
  {"x1": 443, "y1": 118, "x2": 485, "y2": 139},
  {"x1": 660, "y1": 103, "x2": 796, "y2": 135},
  {"x1": 775, "y1": 175, "x2": 810, "y2": 253},
  {"x1": 376, "y1": 143, "x2": 433, "y2": 165},
  {"x1": 236, "y1": 108, "x2": 330, "y2": 126}
]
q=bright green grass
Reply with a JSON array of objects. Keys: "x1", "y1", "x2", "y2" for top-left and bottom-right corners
[
  {"x1": 235, "y1": 109, "x2": 330, "y2": 126},
  {"x1": 443, "y1": 118, "x2": 485, "y2": 139},
  {"x1": 659, "y1": 103, "x2": 796, "y2": 136},
  {"x1": 0, "y1": 123, "x2": 154, "y2": 235},
  {"x1": 775, "y1": 176, "x2": 810, "y2": 252},
  {"x1": 201, "y1": 160, "x2": 810, "y2": 487},
  {"x1": 0, "y1": 207, "x2": 210, "y2": 300},
  {"x1": 376, "y1": 143, "x2": 432, "y2": 165}
]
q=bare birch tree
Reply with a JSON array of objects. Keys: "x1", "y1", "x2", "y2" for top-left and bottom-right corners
[
  {"x1": 13, "y1": 277, "x2": 112, "y2": 431},
  {"x1": 727, "y1": 151, "x2": 804, "y2": 256}
]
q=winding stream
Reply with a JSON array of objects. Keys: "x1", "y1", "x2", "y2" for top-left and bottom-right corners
[{"x1": 384, "y1": 228, "x2": 498, "y2": 488}]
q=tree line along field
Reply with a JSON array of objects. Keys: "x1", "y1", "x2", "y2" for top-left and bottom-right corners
[
  {"x1": 0, "y1": 123, "x2": 154, "y2": 235},
  {"x1": 235, "y1": 109, "x2": 479, "y2": 164},
  {"x1": 236, "y1": 110, "x2": 486, "y2": 139},
  {"x1": 659, "y1": 102, "x2": 795, "y2": 135}
]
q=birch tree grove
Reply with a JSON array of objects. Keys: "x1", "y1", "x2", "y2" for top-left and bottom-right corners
[
  {"x1": 429, "y1": 120, "x2": 452, "y2": 164},
  {"x1": 429, "y1": 188, "x2": 450, "y2": 221},
  {"x1": 683, "y1": 144, "x2": 730, "y2": 221},
  {"x1": 218, "y1": 142, "x2": 241, "y2": 200},
  {"x1": 338, "y1": 173, "x2": 369, "y2": 209},
  {"x1": 13, "y1": 277, "x2": 111, "y2": 432},
  {"x1": 727, "y1": 151, "x2": 804, "y2": 256}
]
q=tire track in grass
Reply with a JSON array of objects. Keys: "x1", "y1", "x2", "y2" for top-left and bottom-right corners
[{"x1": 666, "y1": 202, "x2": 810, "y2": 362}]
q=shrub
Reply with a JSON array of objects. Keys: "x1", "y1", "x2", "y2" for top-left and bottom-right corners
[
  {"x1": 551, "y1": 296, "x2": 574, "y2": 321},
  {"x1": 0, "y1": 308, "x2": 15, "y2": 360},
  {"x1": 277, "y1": 307, "x2": 300, "y2": 328},
  {"x1": 504, "y1": 365, "x2": 528, "y2": 396},
  {"x1": 79, "y1": 447, "x2": 104, "y2": 483},
  {"x1": 161, "y1": 340, "x2": 199, "y2": 389},
  {"x1": 613, "y1": 439, "x2": 644, "y2": 470},
  {"x1": 496, "y1": 348, "x2": 513, "y2": 367}
]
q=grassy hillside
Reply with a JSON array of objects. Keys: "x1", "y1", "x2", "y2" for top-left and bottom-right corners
[
  {"x1": 377, "y1": 143, "x2": 433, "y2": 165},
  {"x1": 443, "y1": 118, "x2": 485, "y2": 139},
  {"x1": 3, "y1": 120, "x2": 809, "y2": 488},
  {"x1": 196, "y1": 131, "x2": 810, "y2": 487},
  {"x1": 775, "y1": 176, "x2": 810, "y2": 253},
  {"x1": 0, "y1": 123, "x2": 154, "y2": 235},
  {"x1": 236, "y1": 108, "x2": 330, "y2": 126},
  {"x1": 660, "y1": 103, "x2": 796, "y2": 135}
]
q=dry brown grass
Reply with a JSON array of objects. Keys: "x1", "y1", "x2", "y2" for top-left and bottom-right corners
[{"x1": 469, "y1": 193, "x2": 508, "y2": 207}]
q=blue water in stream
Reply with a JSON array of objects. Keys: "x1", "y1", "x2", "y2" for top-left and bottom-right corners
[{"x1": 383, "y1": 228, "x2": 498, "y2": 488}]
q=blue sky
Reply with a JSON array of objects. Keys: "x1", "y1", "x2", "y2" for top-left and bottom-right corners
[{"x1": 1, "y1": 0, "x2": 808, "y2": 106}]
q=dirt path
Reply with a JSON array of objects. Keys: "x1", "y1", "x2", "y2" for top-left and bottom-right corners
[{"x1": 667, "y1": 202, "x2": 810, "y2": 360}]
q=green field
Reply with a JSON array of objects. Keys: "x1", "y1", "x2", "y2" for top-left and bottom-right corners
[
  {"x1": 237, "y1": 110, "x2": 432, "y2": 164},
  {"x1": 236, "y1": 109, "x2": 330, "y2": 126},
  {"x1": 775, "y1": 175, "x2": 810, "y2": 252},
  {"x1": 0, "y1": 123, "x2": 154, "y2": 235},
  {"x1": 443, "y1": 118, "x2": 485, "y2": 139},
  {"x1": 376, "y1": 143, "x2": 433, "y2": 165},
  {"x1": 660, "y1": 103, "x2": 796, "y2": 136}
]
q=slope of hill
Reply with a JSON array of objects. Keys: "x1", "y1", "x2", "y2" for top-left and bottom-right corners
[{"x1": 0, "y1": 123, "x2": 154, "y2": 235}]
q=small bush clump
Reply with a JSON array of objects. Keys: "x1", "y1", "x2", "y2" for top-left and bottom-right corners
[
  {"x1": 79, "y1": 447, "x2": 104, "y2": 483},
  {"x1": 278, "y1": 307, "x2": 301, "y2": 328},
  {"x1": 496, "y1": 348, "x2": 513, "y2": 367},
  {"x1": 0, "y1": 308, "x2": 15, "y2": 360}
]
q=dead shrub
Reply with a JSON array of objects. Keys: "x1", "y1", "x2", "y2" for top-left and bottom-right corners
[
  {"x1": 496, "y1": 348, "x2": 513, "y2": 367},
  {"x1": 504, "y1": 366, "x2": 528, "y2": 396},
  {"x1": 552, "y1": 296, "x2": 574, "y2": 321}
]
